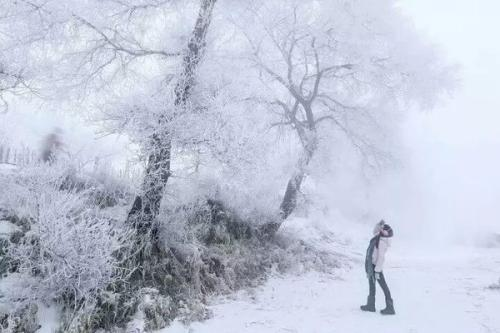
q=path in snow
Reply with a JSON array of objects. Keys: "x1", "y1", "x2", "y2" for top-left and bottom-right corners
[{"x1": 162, "y1": 241, "x2": 500, "y2": 333}]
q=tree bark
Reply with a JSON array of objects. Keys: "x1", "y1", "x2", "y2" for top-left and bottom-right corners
[
  {"x1": 126, "y1": 0, "x2": 217, "y2": 236},
  {"x1": 280, "y1": 170, "x2": 306, "y2": 220},
  {"x1": 279, "y1": 128, "x2": 317, "y2": 220}
]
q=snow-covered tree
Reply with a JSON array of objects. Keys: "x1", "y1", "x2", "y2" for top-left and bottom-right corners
[
  {"x1": 227, "y1": 0, "x2": 454, "y2": 226},
  {"x1": 125, "y1": 0, "x2": 218, "y2": 240}
]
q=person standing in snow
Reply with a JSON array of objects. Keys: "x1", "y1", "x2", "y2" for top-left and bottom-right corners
[{"x1": 360, "y1": 219, "x2": 395, "y2": 315}]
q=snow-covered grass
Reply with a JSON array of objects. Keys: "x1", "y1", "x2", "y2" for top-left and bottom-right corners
[{"x1": 0, "y1": 220, "x2": 20, "y2": 236}]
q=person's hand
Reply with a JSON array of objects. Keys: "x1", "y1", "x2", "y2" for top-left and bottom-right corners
[{"x1": 374, "y1": 272, "x2": 381, "y2": 280}]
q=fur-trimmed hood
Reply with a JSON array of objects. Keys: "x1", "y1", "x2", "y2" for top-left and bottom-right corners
[{"x1": 373, "y1": 220, "x2": 393, "y2": 238}]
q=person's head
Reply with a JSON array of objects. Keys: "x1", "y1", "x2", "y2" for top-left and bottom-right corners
[
  {"x1": 374, "y1": 219, "x2": 394, "y2": 237},
  {"x1": 373, "y1": 219, "x2": 385, "y2": 235}
]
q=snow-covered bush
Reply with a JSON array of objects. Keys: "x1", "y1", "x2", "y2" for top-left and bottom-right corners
[
  {"x1": 0, "y1": 160, "x2": 130, "y2": 331},
  {"x1": 8, "y1": 190, "x2": 123, "y2": 304}
]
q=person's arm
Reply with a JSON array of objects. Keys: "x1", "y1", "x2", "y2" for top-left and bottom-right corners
[{"x1": 374, "y1": 238, "x2": 390, "y2": 273}]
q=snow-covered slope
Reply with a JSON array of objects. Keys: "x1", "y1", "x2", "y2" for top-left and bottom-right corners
[{"x1": 160, "y1": 227, "x2": 500, "y2": 333}]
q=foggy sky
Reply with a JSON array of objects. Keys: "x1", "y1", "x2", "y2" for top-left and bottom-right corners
[
  {"x1": 400, "y1": 0, "x2": 500, "y2": 146},
  {"x1": 395, "y1": 0, "x2": 500, "y2": 243}
]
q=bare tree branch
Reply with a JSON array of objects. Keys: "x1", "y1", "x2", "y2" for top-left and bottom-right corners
[{"x1": 73, "y1": 15, "x2": 181, "y2": 59}]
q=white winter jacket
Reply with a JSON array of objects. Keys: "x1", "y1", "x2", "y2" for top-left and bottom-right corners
[{"x1": 372, "y1": 236, "x2": 391, "y2": 273}]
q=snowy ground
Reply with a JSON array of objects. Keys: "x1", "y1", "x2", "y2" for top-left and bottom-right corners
[{"x1": 161, "y1": 231, "x2": 500, "y2": 333}]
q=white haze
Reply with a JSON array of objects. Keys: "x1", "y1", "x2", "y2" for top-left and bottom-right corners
[{"x1": 367, "y1": 0, "x2": 500, "y2": 245}]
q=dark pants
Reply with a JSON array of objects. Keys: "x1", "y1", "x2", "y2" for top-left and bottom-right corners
[{"x1": 368, "y1": 268, "x2": 393, "y2": 306}]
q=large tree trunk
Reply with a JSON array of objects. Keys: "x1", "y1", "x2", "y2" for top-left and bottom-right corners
[
  {"x1": 280, "y1": 170, "x2": 306, "y2": 220},
  {"x1": 126, "y1": 0, "x2": 217, "y2": 237},
  {"x1": 279, "y1": 129, "x2": 318, "y2": 221}
]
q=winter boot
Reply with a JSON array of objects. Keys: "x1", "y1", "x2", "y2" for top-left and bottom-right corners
[
  {"x1": 360, "y1": 297, "x2": 376, "y2": 312},
  {"x1": 380, "y1": 298, "x2": 395, "y2": 315}
]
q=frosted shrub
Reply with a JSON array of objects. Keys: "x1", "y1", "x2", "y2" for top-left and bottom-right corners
[
  {"x1": 0, "y1": 162, "x2": 76, "y2": 218},
  {"x1": 9, "y1": 190, "x2": 123, "y2": 304},
  {"x1": 0, "y1": 161, "x2": 128, "y2": 331},
  {"x1": 155, "y1": 197, "x2": 342, "y2": 309}
]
